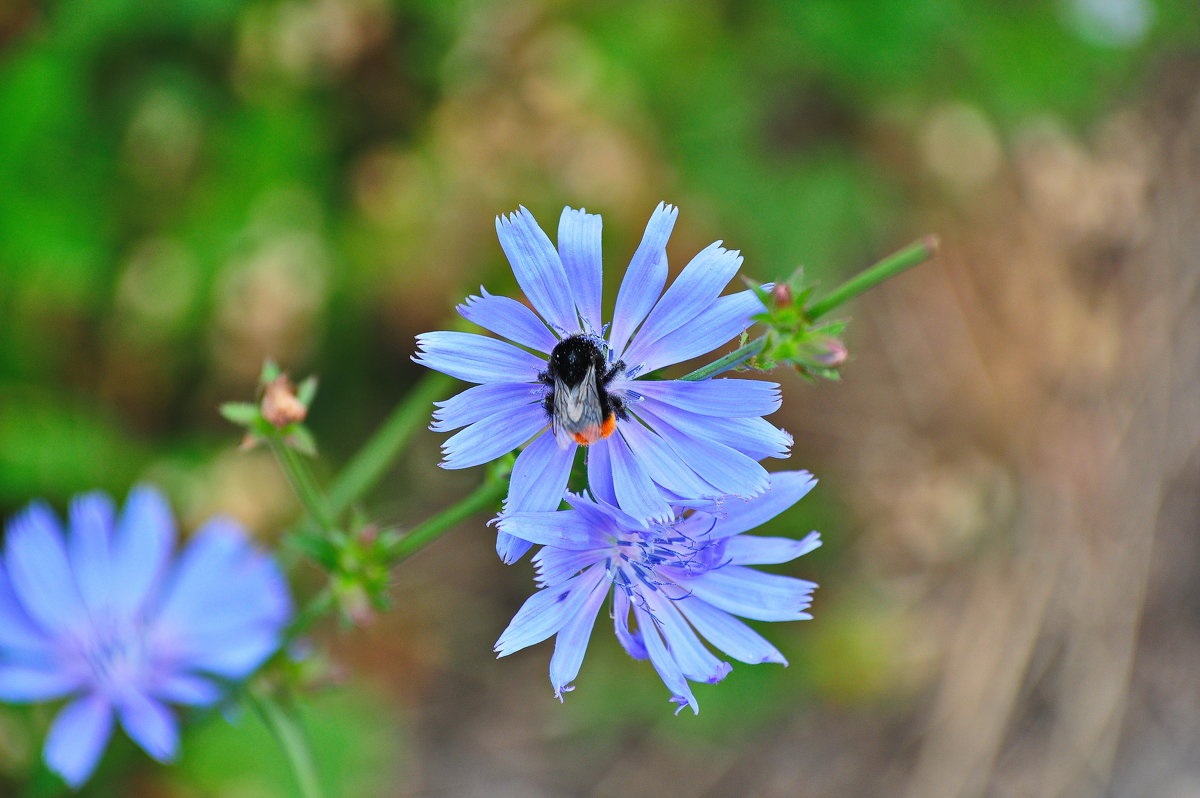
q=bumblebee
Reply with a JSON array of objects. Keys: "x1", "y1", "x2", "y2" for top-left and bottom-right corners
[{"x1": 539, "y1": 335, "x2": 628, "y2": 447}]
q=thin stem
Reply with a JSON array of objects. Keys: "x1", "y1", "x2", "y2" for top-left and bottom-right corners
[
  {"x1": 386, "y1": 471, "x2": 507, "y2": 563},
  {"x1": 247, "y1": 693, "x2": 324, "y2": 798},
  {"x1": 268, "y1": 438, "x2": 337, "y2": 535},
  {"x1": 327, "y1": 372, "x2": 452, "y2": 519},
  {"x1": 680, "y1": 336, "x2": 767, "y2": 381},
  {"x1": 805, "y1": 236, "x2": 939, "y2": 320}
]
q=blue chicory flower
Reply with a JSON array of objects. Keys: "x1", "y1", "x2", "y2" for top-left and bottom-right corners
[
  {"x1": 493, "y1": 470, "x2": 820, "y2": 713},
  {"x1": 415, "y1": 203, "x2": 791, "y2": 562},
  {"x1": 0, "y1": 486, "x2": 291, "y2": 787}
]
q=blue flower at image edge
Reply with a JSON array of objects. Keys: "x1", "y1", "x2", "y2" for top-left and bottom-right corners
[
  {"x1": 494, "y1": 470, "x2": 819, "y2": 713},
  {"x1": 415, "y1": 204, "x2": 792, "y2": 563},
  {"x1": 0, "y1": 486, "x2": 291, "y2": 787}
]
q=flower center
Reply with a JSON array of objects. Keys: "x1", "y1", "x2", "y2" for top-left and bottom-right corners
[
  {"x1": 604, "y1": 522, "x2": 724, "y2": 604},
  {"x1": 68, "y1": 616, "x2": 152, "y2": 697}
]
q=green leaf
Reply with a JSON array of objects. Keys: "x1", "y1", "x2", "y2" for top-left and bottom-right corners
[
  {"x1": 296, "y1": 376, "x2": 319, "y2": 409},
  {"x1": 286, "y1": 425, "x2": 318, "y2": 457},
  {"x1": 220, "y1": 402, "x2": 260, "y2": 426},
  {"x1": 261, "y1": 359, "x2": 282, "y2": 384}
]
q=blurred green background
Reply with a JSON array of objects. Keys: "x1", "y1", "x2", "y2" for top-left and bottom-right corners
[{"x1": 2, "y1": 0, "x2": 1199, "y2": 796}]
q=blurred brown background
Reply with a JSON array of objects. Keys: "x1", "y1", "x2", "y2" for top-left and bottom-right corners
[{"x1": 1, "y1": 1, "x2": 1199, "y2": 796}]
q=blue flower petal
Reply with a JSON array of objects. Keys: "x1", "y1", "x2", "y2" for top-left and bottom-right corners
[
  {"x1": 414, "y1": 331, "x2": 546, "y2": 384},
  {"x1": 688, "y1": 565, "x2": 816, "y2": 622},
  {"x1": 549, "y1": 578, "x2": 608, "y2": 699},
  {"x1": 505, "y1": 430, "x2": 576, "y2": 515},
  {"x1": 632, "y1": 287, "x2": 766, "y2": 373},
  {"x1": 68, "y1": 492, "x2": 115, "y2": 615},
  {"x1": 495, "y1": 533, "x2": 534, "y2": 565},
  {"x1": 153, "y1": 673, "x2": 221, "y2": 706},
  {"x1": 0, "y1": 665, "x2": 81, "y2": 702},
  {"x1": 708, "y1": 471, "x2": 817, "y2": 539},
  {"x1": 612, "y1": 590, "x2": 647, "y2": 660},
  {"x1": 558, "y1": 207, "x2": 604, "y2": 334},
  {"x1": 110, "y1": 485, "x2": 175, "y2": 618},
  {"x1": 496, "y1": 207, "x2": 579, "y2": 335},
  {"x1": 723, "y1": 531, "x2": 821, "y2": 565},
  {"x1": 609, "y1": 202, "x2": 678, "y2": 355},
  {"x1": 615, "y1": 418, "x2": 721, "y2": 499},
  {"x1": 585, "y1": 439, "x2": 617, "y2": 506},
  {"x1": 44, "y1": 693, "x2": 113, "y2": 789},
  {"x1": 117, "y1": 692, "x2": 178, "y2": 763},
  {"x1": 431, "y1": 382, "x2": 543, "y2": 433},
  {"x1": 634, "y1": 405, "x2": 768, "y2": 498},
  {"x1": 606, "y1": 433, "x2": 674, "y2": 524},
  {"x1": 153, "y1": 520, "x2": 287, "y2": 676},
  {"x1": 6, "y1": 502, "x2": 84, "y2": 637},
  {"x1": 496, "y1": 510, "x2": 597, "y2": 549},
  {"x1": 495, "y1": 566, "x2": 605, "y2": 656},
  {"x1": 646, "y1": 593, "x2": 731, "y2": 684},
  {"x1": 675, "y1": 597, "x2": 787, "y2": 665},
  {"x1": 457, "y1": 289, "x2": 559, "y2": 354},
  {"x1": 0, "y1": 567, "x2": 53, "y2": 657},
  {"x1": 690, "y1": 415, "x2": 792, "y2": 460},
  {"x1": 533, "y1": 546, "x2": 599, "y2": 588},
  {"x1": 623, "y1": 242, "x2": 743, "y2": 363},
  {"x1": 630, "y1": 379, "x2": 781, "y2": 418},
  {"x1": 633, "y1": 604, "x2": 698, "y2": 714},
  {"x1": 440, "y1": 403, "x2": 546, "y2": 470}
]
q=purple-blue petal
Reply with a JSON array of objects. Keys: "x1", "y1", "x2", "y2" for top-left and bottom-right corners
[
  {"x1": 0, "y1": 665, "x2": 80, "y2": 702},
  {"x1": 505, "y1": 429, "x2": 576, "y2": 515},
  {"x1": 723, "y1": 531, "x2": 822, "y2": 565},
  {"x1": 608, "y1": 202, "x2": 678, "y2": 356},
  {"x1": 44, "y1": 693, "x2": 113, "y2": 789},
  {"x1": 707, "y1": 471, "x2": 817, "y2": 539},
  {"x1": 153, "y1": 673, "x2": 222, "y2": 706},
  {"x1": 439, "y1": 403, "x2": 546, "y2": 470},
  {"x1": 68, "y1": 492, "x2": 116, "y2": 615},
  {"x1": 644, "y1": 592, "x2": 732, "y2": 684},
  {"x1": 675, "y1": 597, "x2": 788, "y2": 665},
  {"x1": 633, "y1": 604, "x2": 698, "y2": 714},
  {"x1": 496, "y1": 207, "x2": 579, "y2": 335},
  {"x1": 0, "y1": 566, "x2": 54, "y2": 657},
  {"x1": 414, "y1": 331, "x2": 546, "y2": 384},
  {"x1": 634, "y1": 405, "x2": 769, "y2": 498},
  {"x1": 117, "y1": 692, "x2": 179, "y2": 763},
  {"x1": 495, "y1": 566, "x2": 605, "y2": 657},
  {"x1": 110, "y1": 485, "x2": 175, "y2": 619},
  {"x1": 632, "y1": 287, "x2": 766, "y2": 373},
  {"x1": 585, "y1": 438, "x2": 617, "y2": 506},
  {"x1": 605, "y1": 433, "x2": 674, "y2": 524},
  {"x1": 690, "y1": 415, "x2": 793, "y2": 460},
  {"x1": 532, "y1": 546, "x2": 599, "y2": 588},
  {"x1": 495, "y1": 533, "x2": 534, "y2": 565},
  {"x1": 687, "y1": 565, "x2": 816, "y2": 622},
  {"x1": 615, "y1": 417, "x2": 721, "y2": 499},
  {"x1": 457, "y1": 289, "x2": 559, "y2": 354},
  {"x1": 612, "y1": 589, "x2": 647, "y2": 660},
  {"x1": 629, "y1": 379, "x2": 781, "y2": 417},
  {"x1": 431, "y1": 382, "x2": 543, "y2": 433},
  {"x1": 6, "y1": 502, "x2": 84, "y2": 637},
  {"x1": 549, "y1": 578, "x2": 608, "y2": 698},
  {"x1": 558, "y1": 207, "x2": 604, "y2": 334},
  {"x1": 496, "y1": 510, "x2": 597, "y2": 550},
  {"x1": 623, "y1": 241, "x2": 743, "y2": 363}
]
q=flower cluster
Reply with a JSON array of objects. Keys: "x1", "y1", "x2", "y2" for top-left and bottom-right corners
[
  {"x1": 0, "y1": 486, "x2": 290, "y2": 787},
  {"x1": 417, "y1": 203, "x2": 821, "y2": 711}
]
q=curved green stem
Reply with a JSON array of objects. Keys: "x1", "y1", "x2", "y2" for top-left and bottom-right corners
[
  {"x1": 327, "y1": 372, "x2": 452, "y2": 518},
  {"x1": 247, "y1": 693, "x2": 324, "y2": 798},
  {"x1": 805, "y1": 236, "x2": 938, "y2": 320},
  {"x1": 680, "y1": 336, "x2": 766, "y2": 381},
  {"x1": 268, "y1": 438, "x2": 337, "y2": 535},
  {"x1": 386, "y1": 467, "x2": 508, "y2": 563}
]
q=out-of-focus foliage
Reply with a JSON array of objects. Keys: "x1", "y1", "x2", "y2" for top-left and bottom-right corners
[{"x1": 0, "y1": 0, "x2": 1195, "y2": 794}]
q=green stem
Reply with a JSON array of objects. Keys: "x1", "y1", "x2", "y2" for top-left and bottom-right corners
[
  {"x1": 327, "y1": 372, "x2": 453, "y2": 518},
  {"x1": 386, "y1": 469, "x2": 508, "y2": 563},
  {"x1": 247, "y1": 693, "x2": 324, "y2": 798},
  {"x1": 805, "y1": 236, "x2": 939, "y2": 320},
  {"x1": 284, "y1": 588, "x2": 334, "y2": 643},
  {"x1": 680, "y1": 336, "x2": 767, "y2": 381},
  {"x1": 268, "y1": 438, "x2": 337, "y2": 535}
]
